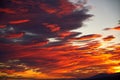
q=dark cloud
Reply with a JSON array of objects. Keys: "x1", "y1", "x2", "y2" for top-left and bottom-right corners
[{"x1": 0, "y1": 0, "x2": 92, "y2": 45}]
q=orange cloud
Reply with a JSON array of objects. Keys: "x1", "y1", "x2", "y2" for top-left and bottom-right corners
[
  {"x1": 11, "y1": 69, "x2": 50, "y2": 79},
  {"x1": 0, "y1": 66, "x2": 54, "y2": 79},
  {"x1": 104, "y1": 25, "x2": 120, "y2": 31},
  {"x1": 103, "y1": 35, "x2": 115, "y2": 41},
  {"x1": 112, "y1": 26, "x2": 120, "y2": 30},
  {"x1": 0, "y1": 40, "x2": 120, "y2": 78}
]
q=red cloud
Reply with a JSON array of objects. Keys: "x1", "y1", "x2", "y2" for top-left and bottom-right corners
[
  {"x1": 103, "y1": 35, "x2": 115, "y2": 41},
  {"x1": 5, "y1": 32, "x2": 24, "y2": 39},
  {"x1": 0, "y1": 8, "x2": 16, "y2": 14},
  {"x1": 57, "y1": 0, "x2": 75, "y2": 17},
  {"x1": 9, "y1": 19, "x2": 30, "y2": 24},
  {"x1": 0, "y1": 25, "x2": 6, "y2": 28},
  {"x1": 43, "y1": 23, "x2": 60, "y2": 32},
  {"x1": 39, "y1": 3, "x2": 57, "y2": 14},
  {"x1": 58, "y1": 31, "x2": 73, "y2": 38},
  {"x1": 39, "y1": 0, "x2": 75, "y2": 17}
]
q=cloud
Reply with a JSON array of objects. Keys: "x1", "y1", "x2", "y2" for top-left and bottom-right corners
[
  {"x1": 0, "y1": 0, "x2": 92, "y2": 44},
  {"x1": 9, "y1": 19, "x2": 30, "y2": 24},
  {"x1": 0, "y1": 8, "x2": 16, "y2": 14},
  {"x1": 0, "y1": 39, "x2": 120, "y2": 78},
  {"x1": 58, "y1": 31, "x2": 74, "y2": 38},
  {"x1": 70, "y1": 34, "x2": 102, "y2": 41},
  {"x1": 104, "y1": 25, "x2": 120, "y2": 31},
  {"x1": 112, "y1": 26, "x2": 120, "y2": 30},
  {"x1": 0, "y1": 0, "x2": 120, "y2": 79},
  {"x1": 0, "y1": 25, "x2": 6, "y2": 28},
  {"x1": 103, "y1": 35, "x2": 115, "y2": 41},
  {"x1": 43, "y1": 23, "x2": 60, "y2": 32},
  {"x1": 4, "y1": 32, "x2": 24, "y2": 39}
]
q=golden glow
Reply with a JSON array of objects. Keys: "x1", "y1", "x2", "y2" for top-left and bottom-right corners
[
  {"x1": 0, "y1": 69, "x2": 51, "y2": 79},
  {"x1": 112, "y1": 66, "x2": 120, "y2": 73},
  {"x1": 107, "y1": 66, "x2": 120, "y2": 74}
]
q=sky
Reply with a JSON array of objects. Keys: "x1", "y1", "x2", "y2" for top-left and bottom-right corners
[
  {"x1": 72, "y1": 0, "x2": 120, "y2": 47},
  {"x1": 76, "y1": 0, "x2": 120, "y2": 33},
  {"x1": 0, "y1": 0, "x2": 120, "y2": 79}
]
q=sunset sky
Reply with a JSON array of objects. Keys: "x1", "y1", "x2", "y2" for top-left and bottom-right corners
[{"x1": 0, "y1": 0, "x2": 120, "y2": 79}]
